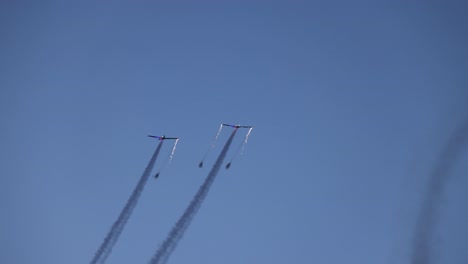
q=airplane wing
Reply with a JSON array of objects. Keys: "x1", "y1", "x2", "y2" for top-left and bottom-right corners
[
  {"x1": 222, "y1": 124, "x2": 253, "y2": 128},
  {"x1": 147, "y1": 135, "x2": 178, "y2": 140}
]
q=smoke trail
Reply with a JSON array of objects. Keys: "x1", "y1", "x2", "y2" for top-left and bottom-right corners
[
  {"x1": 149, "y1": 129, "x2": 238, "y2": 264},
  {"x1": 199, "y1": 124, "x2": 223, "y2": 167},
  {"x1": 411, "y1": 121, "x2": 468, "y2": 264},
  {"x1": 226, "y1": 127, "x2": 253, "y2": 168},
  {"x1": 90, "y1": 141, "x2": 164, "y2": 264}
]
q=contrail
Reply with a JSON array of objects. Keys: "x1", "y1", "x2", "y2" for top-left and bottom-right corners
[
  {"x1": 90, "y1": 141, "x2": 164, "y2": 264},
  {"x1": 150, "y1": 129, "x2": 238, "y2": 264},
  {"x1": 411, "y1": 120, "x2": 468, "y2": 264}
]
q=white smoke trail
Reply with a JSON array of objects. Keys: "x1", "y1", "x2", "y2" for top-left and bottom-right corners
[
  {"x1": 149, "y1": 129, "x2": 238, "y2": 264},
  {"x1": 411, "y1": 120, "x2": 468, "y2": 264},
  {"x1": 90, "y1": 141, "x2": 164, "y2": 264}
]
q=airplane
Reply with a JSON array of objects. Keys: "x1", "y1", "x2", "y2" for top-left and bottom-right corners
[
  {"x1": 147, "y1": 135, "x2": 178, "y2": 140},
  {"x1": 222, "y1": 124, "x2": 253, "y2": 129}
]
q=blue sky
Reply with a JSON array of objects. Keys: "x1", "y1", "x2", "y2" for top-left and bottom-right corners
[{"x1": 1, "y1": 1, "x2": 467, "y2": 263}]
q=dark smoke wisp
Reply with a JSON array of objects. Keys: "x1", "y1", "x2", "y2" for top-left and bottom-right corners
[
  {"x1": 90, "y1": 141, "x2": 163, "y2": 264},
  {"x1": 149, "y1": 129, "x2": 238, "y2": 264},
  {"x1": 411, "y1": 121, "x2": 468, "y2": 264}
]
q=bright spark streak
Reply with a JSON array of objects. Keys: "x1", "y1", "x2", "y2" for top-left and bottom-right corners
[
  {"x1": 210, "y1": 124, "x2": 223, "y2": 149},
  {"x1": 168, "y1": 139, "x2": 179, "y2": 164},
  {"x1": 240, "y1": 127, "x2": 253, "y2": 156},
  {"x1": 200, "y1": 124, "x2": 224, "y2": 164}
]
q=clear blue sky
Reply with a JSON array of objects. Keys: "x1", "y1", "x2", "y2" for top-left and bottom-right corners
[{"x1": 1, "y1": 1, "x2": 467, "y2": 264}]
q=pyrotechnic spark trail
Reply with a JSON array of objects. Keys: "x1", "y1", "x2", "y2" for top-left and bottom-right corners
[
  {"x1": 168, "y1": 139, "x2": 179, "y2": 164},
  {"x1": 226, "y1": 127, "x2": 253, "y2": 169},
  {"x1": 199, "y1": 124, "x2": 223, "y2": 168},
  {"x1": 411, "y1": 120, "x2": 468, "y2": 264},
  {"x1": 241, "y1": 127, "x2": 253, "y2": 155},
  {"x1": 155, "y1": 139, "x2": 180, "y2": 179},
  {"x1": 90, "y1": 141, "x2": 163, "y2": 264},
  {"x1": 149, "y1": 129, "x2": 238, "y2": 264}
]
